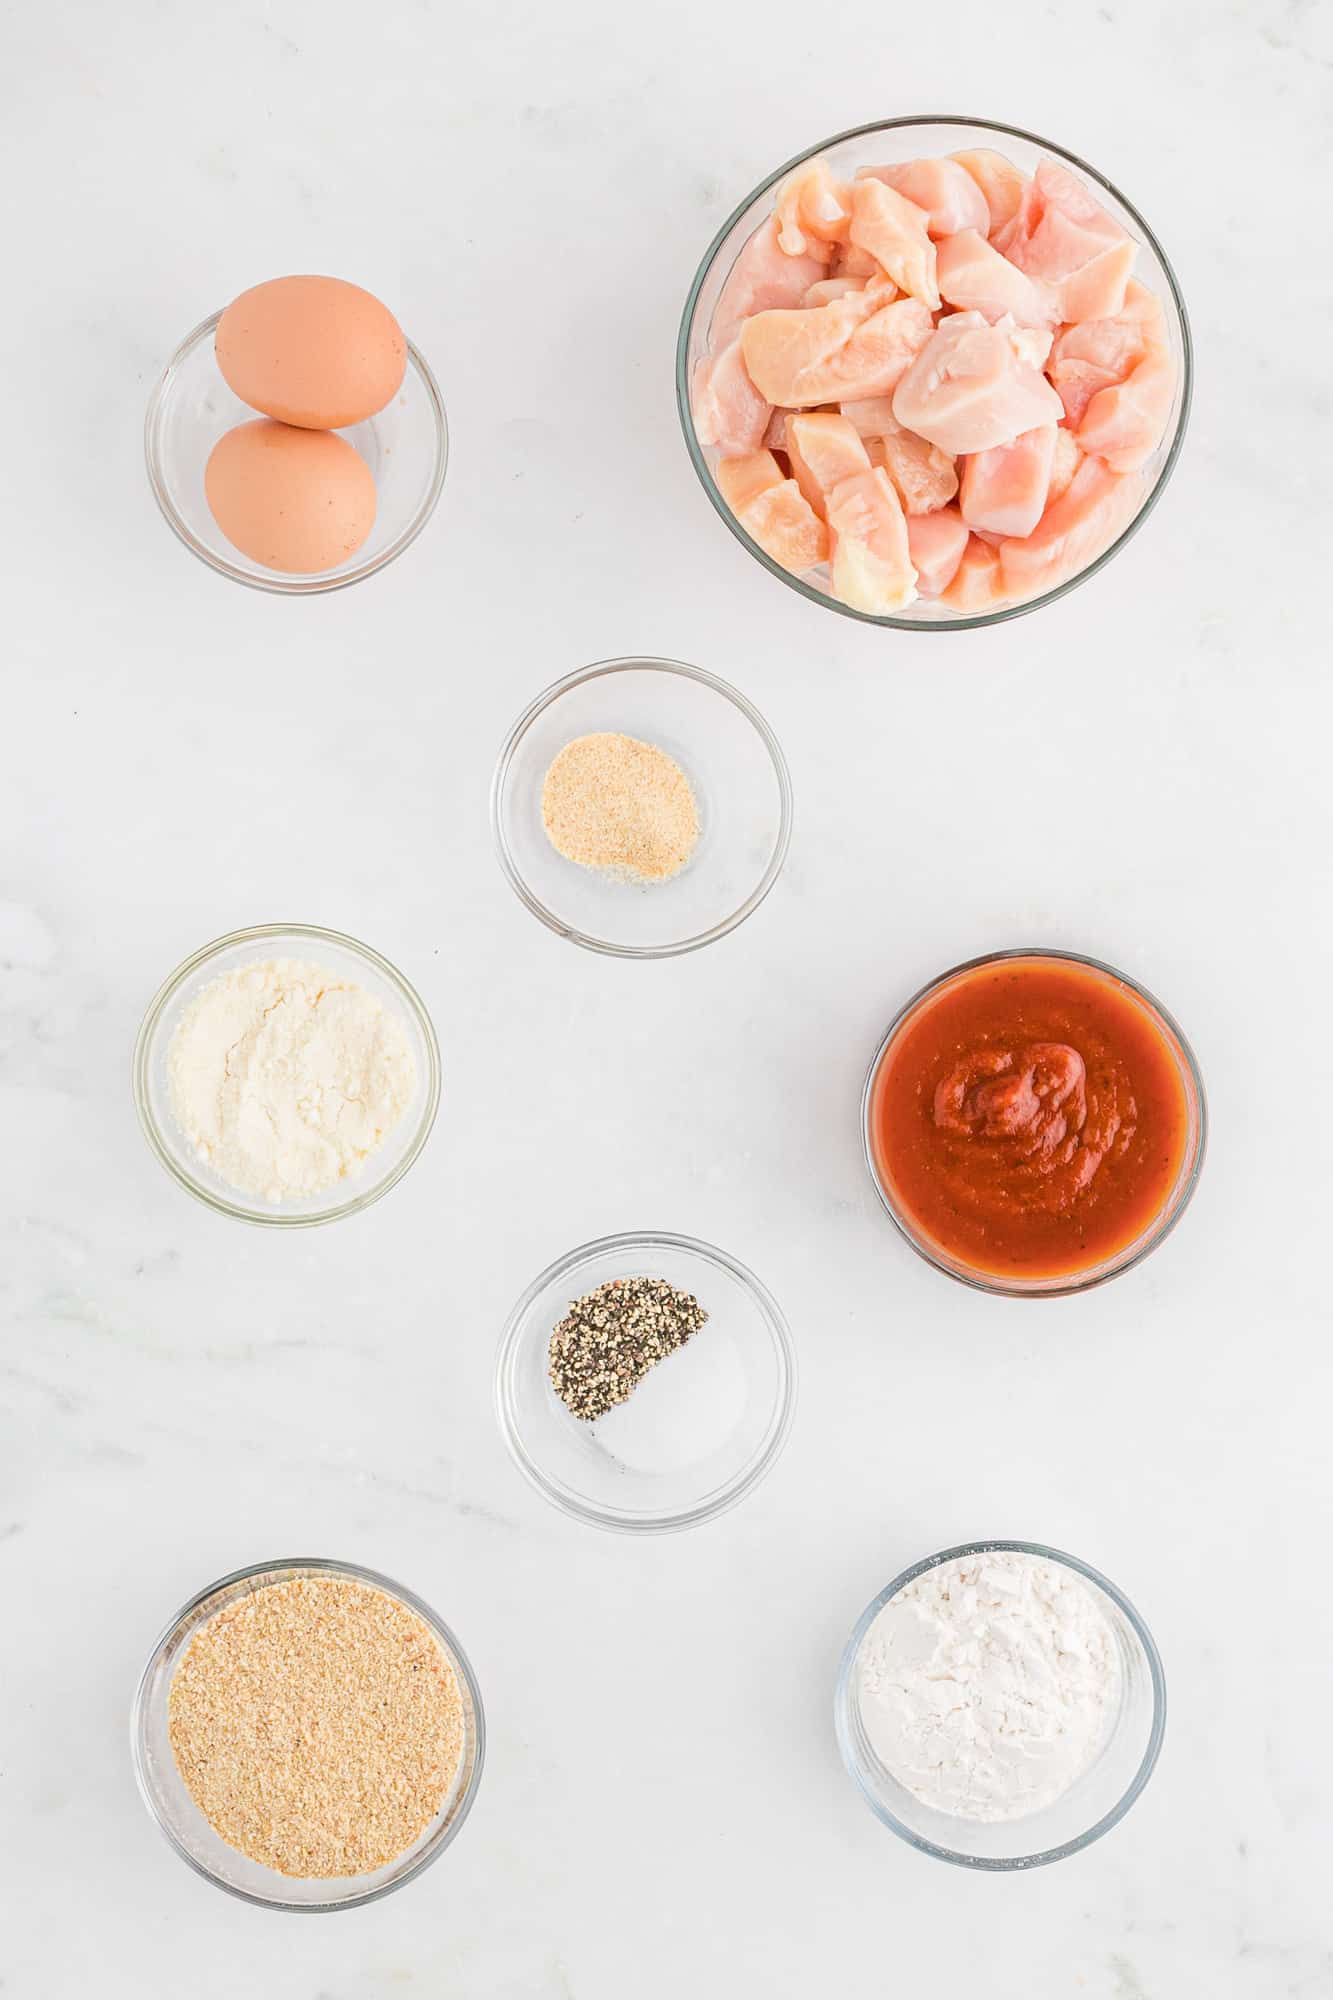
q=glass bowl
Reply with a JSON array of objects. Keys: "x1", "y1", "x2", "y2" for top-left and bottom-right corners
[
  {"x1": 131, "y1": 1557, "x2": 485, "y2": 1911},
  {"x1": 862, "y1": 948, "x2": 1206, "y2": 1296},
  {"x1": 496, "y1": 1230, "x2": 796, "y2": 1532},
  {"x1": 677, "y1": 115, "x2": 1192, "y2": 630},
  {"x1": 491, "y1": 657, "x2": 793, "y2": 957},
  {"x1": 133, "y1": 922, "x2": 441, "y2": 1227},
  {"x1": 835, "y1": 1539, "x2": 1166, "y2": 1869},
  {"x1": 145, "y1": 308, "x2": 447, "y2": 594}
]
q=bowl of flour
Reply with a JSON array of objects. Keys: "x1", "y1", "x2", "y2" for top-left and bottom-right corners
[
  {"x1": 134, "y1": 924, "x2": 441, "y2": 1226},
  {"x1": 834, "y1": 1541, "x2": 1165, "y2": 1869}
]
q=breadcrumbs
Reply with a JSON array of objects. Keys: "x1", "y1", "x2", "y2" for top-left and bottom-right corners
[
  {"x1": 167, "y1": 1575, "x2": 464, "y2": 1879},
  {"x1": 541, "y1": 732, "x2": 699, "y2": 882}
]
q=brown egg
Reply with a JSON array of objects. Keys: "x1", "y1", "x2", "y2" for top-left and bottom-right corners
[
  {"x1": 205, "y1": 420, "x2": 377, "y2": 574},
  {"x1": 216, "y1": 275, "x2": 407, "y2": 430}
]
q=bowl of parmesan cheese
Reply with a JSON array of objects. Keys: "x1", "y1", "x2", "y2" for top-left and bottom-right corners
[{"x1": 133, "y1": 922, "x2": 441, "y2": 1226}]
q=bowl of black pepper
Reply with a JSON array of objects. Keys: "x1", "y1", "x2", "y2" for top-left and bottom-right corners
[{"x1": 495, "y1": 1230, "x2": 796, "y2": 1533}]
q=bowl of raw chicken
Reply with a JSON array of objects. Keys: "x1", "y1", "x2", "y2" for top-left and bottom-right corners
[{"x1": 677, "y1": 117, "x2": 1191, "y2": 629}]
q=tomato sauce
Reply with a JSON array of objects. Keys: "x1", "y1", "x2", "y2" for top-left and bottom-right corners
[{"x1": 868, "y1": 956, "x2": 1195, "y2": 1283}]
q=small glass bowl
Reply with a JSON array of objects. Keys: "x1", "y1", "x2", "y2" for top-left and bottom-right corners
[
  {"x1": 491, "y1": 657, "x2": 792, "y2": 958},
  {"x1": 145, "y1": 309, "x2": 448, "y2": 594},
  {"x1": 862, "y1": 948, "x2": 1206, "y2": 1296},
  {"x1": 834, "y1": 1539, "x2": 1166, "y2": 1869},
  {"x1": 496, "y1": 1230, "x2": 796, "y2": 1532},
  {"x1": 131, "y1": 1557, "x2": 485, "y2": 1912},
  {"x1": 677, "y1": 115, "x2": 1192, "y2": 630},
  {"x1": 133, "y1": 922, "x2": 441, "y2": 1227}
]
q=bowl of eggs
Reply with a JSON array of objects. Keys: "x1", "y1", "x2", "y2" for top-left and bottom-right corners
[{"x1": 145, "y1": 276, "x2": 447, "y2": 593}]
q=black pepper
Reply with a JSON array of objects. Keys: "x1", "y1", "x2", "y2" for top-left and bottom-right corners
[{"x1": 547, "y1": 1276, "x2": 709, "y2": 1422}]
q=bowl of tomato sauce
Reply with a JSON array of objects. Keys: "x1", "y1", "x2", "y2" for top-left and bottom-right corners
[{"x1": 863, "y1": 950, "x2": 1206, "y2": 1296}]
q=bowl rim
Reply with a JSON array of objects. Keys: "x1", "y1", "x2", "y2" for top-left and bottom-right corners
[
  {"x1": 860, "y1": 945, "x2": 1208, "y2": 1296},
  {"x1": 490, "y1": 655, "x2": 794, "y2": 959},
  {"x1": 130, "y1": 1555, "x2": 486, "y2": 1912},
  {"x1": 494, "y1": 1227, "x2": 798, "y2": 1532},
  {"x1": 834, "y1": 1538, "x2": 1167, "y2": 1869},
  {"x1": 676, "y1": 113, "x2": 1194, "y2": 632},
  {"x1": 144, "y1": 308, "x2": 449, "y2": 596},
  {"x1": 132, "y1": 921, "x2": 442, "y2": 1228}
]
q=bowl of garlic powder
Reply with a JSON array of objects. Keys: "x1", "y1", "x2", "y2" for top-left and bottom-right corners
[
  {"x1": 491, "y1": 657, "x2": 793, "y2": 958},
  {"x1": 133, "y1": 923, "x2": 441, "y2": 1226},
  {"x1": 834, "y1": 1540, "x2": 1166, "y2": 1869}
]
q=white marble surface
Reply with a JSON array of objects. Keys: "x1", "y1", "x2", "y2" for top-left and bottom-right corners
[{"x1": 2, "y1": 2, "x2": 1330, "y2": 1994}]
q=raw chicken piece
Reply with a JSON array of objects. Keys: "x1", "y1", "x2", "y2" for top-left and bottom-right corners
[
  {"x1": 1078, "y1": 350, "x2": 1174, "y2": 470},
  {"x1": 998, "y1": 454, "x2": 1142, "y2": 598},
  {"x1": 857, "y1": 158, "x2": 989, "y2": 239},
  {"x1": 960, "y1": 424, "x2": 1057, "y2": 538},
  {"x1": 1059, "y1": 283, "x2": 1175, "y2": 470},
  {"x1": 1047, "y1": 425, "x2": 1082, "y2": 504},
  {"x1": 775, "y1": 160, "x2": 852, "y2": 259},
  {"x1": 741, "y1": 294, "x2": 934, "y2": 408},
  {"x1": 874, "y1": 428, "x2": 958, "y2": 514},
  {"x1": 951, "y1": 150, "x2": 1027, "y2": 237},
  {"x1": 825, "y1": 467, "x2": 917, "y2": 613},
  {"x1": 994, "y1": 161, "x2": 1135, "y2": 323},
  {"x1": 785, "y1": 413, "x2": 872, "y2": 514},
  {"x1": 942, "y1": 533, "x2": 1007, "y2": 610},
  {"x1": 693, "y1": 338, "x2": 770, "y2": 455},
  {"x1": 744, "y1": 482, "x2": 830, "y2": 572},
  {"x1": 762, "y1": 406, "x2": 794, "y2": 451},
  {"x1": 832, "y1": 240, "x2": 881, "y2": 279},
  {"x1": 838, "y1": 394, "x2": 900, "y2": 439},
  {"x1": 1050, "y1": 288, "x2": 1157, "y2": 378},
  {"x1": 892, "y1": 310, "x2": 1062, "y2": 455},
  {"x1": 1049, "y1": 354, "x2": 1119, "y2": 427},
  {"x1": 715, "y1": 450, "x2": 785, "y2": 513},
  {"x1": 906, "y1": 506, "x2": 969, "y2": 596},
  {"x1": 711, "y1": 215, "x2": 829, "y2": 349},
  {"x1": 1047, "y1": 283, "x2": 1157, "y2": 420},
  {"x1": 740, "y1": 290, "x2": 875, "y2": 403},
  {"x1": 848, "y1": 178, "x2": 940, "y2": 309},
  {"x1": 1060, "y1": 246, "x2": 1137, "y2": 324},
  {"x1": 804, "y1": 276, "x2": 870, "y2": 307},
  {"x1": 1008, "y1": 321, "x2": 1054, "y2": 370},
  {"x1": 936, "y1": 229, "x2": 1058, "y2": 327},
  {"x1": 716, "y1": 451, "x2": 828, "y2": 573},
  {"x1": 1046, "y1": 279, "x2": 1174, "y2": 461}
]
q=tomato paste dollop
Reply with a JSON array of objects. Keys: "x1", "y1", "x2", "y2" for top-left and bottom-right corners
[{"x1": 869, "y1": 956, "x2": 1195, "y2": 1282}]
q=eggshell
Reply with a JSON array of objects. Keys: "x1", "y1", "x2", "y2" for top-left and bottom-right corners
[
  {"x1": 204, "y1": 420, "x2": 376, "y2": 574},
  {"x1": 216, "y1": 275, "x2": 407, "y2": 430}
]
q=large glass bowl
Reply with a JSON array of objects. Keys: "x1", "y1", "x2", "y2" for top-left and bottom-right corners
[
  {"x1": 834, "y1": 1539, "x2": 1166, "y2": 1868},
  {"x1": 131, "y1": 1557, "x2": 485, "y2": 1912},
  {"x1": 145, "y1": 309, "x2": 447, "y2": 594},
  {"x1": 133, "y1": 922, "x2": 441, "y2": 1227},
  {"x1": 677, "y1": 116, "x2": 1192, "y2": 630},
  {"x1": 862, "y1": 948, "x2": 1206, "y2": 1295}
]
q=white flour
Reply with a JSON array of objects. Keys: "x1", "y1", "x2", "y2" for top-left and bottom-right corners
[
  {"x1": 168, "y1": 958, "x2": 415, "y2": 1202},
  {"x1": 855, "y1": 1549, "x2": 1121, "y2": 1822}
]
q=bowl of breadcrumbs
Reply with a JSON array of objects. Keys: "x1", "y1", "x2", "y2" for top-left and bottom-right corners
[
  {"x1": 132, "y1": 1559, "x2": 484, "y2": 1910},
  {"x1": 491, "y1": 657, "x2": 792, "y2": 958}
]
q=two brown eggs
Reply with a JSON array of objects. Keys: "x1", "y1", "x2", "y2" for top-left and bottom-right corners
[{"x1": 206, "y1": 275, "x2": 405, "y2": 574}]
